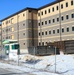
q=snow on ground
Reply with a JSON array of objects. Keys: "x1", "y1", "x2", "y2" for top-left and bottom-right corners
[
  {"x1": 3, "y1": 54, "x2": 74, "y2": 75},
  {"x1": 0, "y1": 62, "x2": 59, "y2": 75},
  {"x1": 19, "y1": 54, "x2": 74, "y2": 75}
]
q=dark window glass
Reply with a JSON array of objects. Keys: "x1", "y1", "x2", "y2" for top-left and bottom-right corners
[
  {"x1": 39, "y1": 33, "x2": 40, "y2": 36},
  {"x1": 29, "y1": 10, "x2": 31, "y2": 12},
  {"x1": 45, "y1": 31, "x2": 47, "y2": 35},
  {"x1": 38, "y1": 13, "x2": 40, "y2": 16},
  {"x1": 45, "y1": 10, "x2": 47, "y2": 14},
  {"x1": 49, "y1": 31, "x2": 51, "y2": 34},
  {"x1": 53, "y1": 30, "x2": 55, "y2": 34},
  {"x1": 46, "y1": 42, "x2": 47, "y2": 44},
  {"x1": 56, "y1": 6, "x2": 59, "y2": 10},
  {"x1": 12, "y1": 44, "x2": 19, "y2": 49},
  {"x1": 61, "y1": 4, "x2": 63, "y2": 9},
  {"x1": 23, "y1": 14, "x2": 25, "y2": 16},
  {"x1": 66, "y1": 2, "x2": 68, "y2": 7},
  {"x1": 38, "y1": 23, "x2": 40, "y2": 26},
  {"x1": 52, "y1": 7, "x2": 54, "y2": 12},
  {"x1": 62, "y1": 28, "x2": 64, "y2": 33},
  {"x1": 67, "y1": 28, "x2": 69, "y2": 32},
  {"x1": 48, "y1": 9, "x2": 50, "y2": 13},
  {"x1": 66, "y1": 15, "x2": 69, "y2": 19},
  {"x1": 42, "y1": 42, "x2": 44, "y2": 46},
  {"x1": 61, "y1": 16, "x2": 64, "y2": 21},
  {"x1": 23, "y1": 33, "x2": 25, "y2": 35},
  {"x1": 42, "y1": 32, "x2": 44, "y2": 35},
  {"x1": 71, "y1": 14, "x2": 74, "y2": 18},
  {"x1": 39, "y1": 42, "x2": 41, "y2": 46},
  {"x1": 23, "y1": 24, "x2": 25, "y2": 26},
  {"x1": 42, "y1": 22, "x2": 44, "y2": 25},
  {"x1": 45, "y1": 21, "x2": 47, "y2": 24},
  {"x1": 49, "y1": 20, "x2": 51, "y2": 24},
  {"x1": 72, "y1": 27, "x2": 74, "y2": 31},
  {"x1": 57, "y1": 29, "x2": 59, "y2": 33},
  {"x1": 71, "y1": 0, "x2": 73, "y2": 5},
  {"x1": 53, "y1": 19, "x2": 55, "y2": 23},
  {"x1": 57, "y1": 18, "x2": 59, "y2": 22},
  {"x1": 41, "y1": 12, "x2": 43, "y2": 15}
]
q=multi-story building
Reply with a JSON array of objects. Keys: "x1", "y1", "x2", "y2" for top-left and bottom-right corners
[
  {"x1": 1, "y1": 8, "x2": 38, "y2": 53},
  {"x1": 38, "y1": 0, "x2": 74, "y2": 46},
  {"x1": 0, "y1": 0, "x2": 74, "y2": 53}
]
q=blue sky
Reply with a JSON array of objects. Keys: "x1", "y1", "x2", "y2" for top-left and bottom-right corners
[{"x1": 0, "y1": 0, "x2": 55, "y2": 20}]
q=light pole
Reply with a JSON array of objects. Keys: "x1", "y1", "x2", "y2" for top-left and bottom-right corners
[
  {"x1": 55, "y1": 46, "x2": 56, "y2": 73},
  {"x1": 17, "y1": 15, "x2": 19, "y2": 66}
]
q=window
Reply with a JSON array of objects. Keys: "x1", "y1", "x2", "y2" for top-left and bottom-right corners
[
  {"x1": 6, "y1": 37, "x2": 8, "y2": 39},
  {"x1": 9, "y1": 20, "x2": 10, "y2": 23},
  {"x1": 52, "y1": 7, "x2": 54, "y2": 12},
  {"x1": 53, "y1": 30, "x2": 55, "y2": 34},
  {"x1": 23, "y1": 13, "x2": 25, "y2": 16},
  {"x1": 12, "y1": 27, "x2": 14, "y2": 31},
  {"x1": 42, "y1": 42, "x2": 44, "y2": 46},
  {"x1": 61, "y1": 16, "x2": 64, "y2": 21},
  {"x1": 24, "y1": 43, "x2": 25, "y2": 45},
  {"x1": 53, "y1": 19, "x2": 55, "y2": 23},
  {"x1": 41, "y1": 12, "x2": 43, "y2": 15},
  {"x1": 72, "y1": 27, "x2": 74, "y2": 31},
  {"x1": 66, "y1": 2, "x2": 68, "y2": 7},
  {"x1": 23, "y1": 33, "x2": 25, "y2": 35},
  {"x1": 49, "y1": 31, "x2": 51, "y2": 34},
  {"x1": 5, "y1": 45, "x2": 9, "y2": 50},
  {"x1": 9, "y1": 28, "x2": 10, "y2": 31},
  {"x1": 12, "y1": 44, "x2": 19, "y2": 49},
  {"x1": 62, "y1": 28, "x2": 64, "y2": 33},
  {"x1": 6, "y1": 21, "x2": 8, "y2": 24},
  {"x1": 48, "y1": 9, "x2": 50, "y2": 13},
  {"x1": 11, "y1": 18, "x2": 14, "y2": 24},
  {"x1": 49, "y1": 20, "x2": 51, "y2": 24},
  {"x1": 42, "y1": 32, "x2": 44, "y2": 35},
  {"x1": 11, "y1": 35, "x2": 14, "y2": 39},
  {"x1": 38, "y1": 23, "x2": 40, "y2": 26},
  {"x1": 67, "y1": 27, "x2": 69, "y2": 32},
  {"x1": 71, "y1": 0, "x2": 73, "y2": 5},
  {"x1": 66, "y1": 15, "x2": 69, "y2": 19},
  {"x1": 42, "y1": 22, "x2": 44, "y2": 25},
  {"x1": 46, "y1": 42, "x2": 47, "y2": 45},
  {"x1": 45, "y1": 21, "x2": 47, "y2": 25},
  {"x1": 23, "y1": 24, "x2": 25, "y2": 26},
  {"x1": 45, "y1": 10, "x2": 47, "y2": 14},
  {"x1": 45, "y1": 31, "x2": 47, "y2": 35},
  {"x1": 29, "y1": 10, "x2": 31, "y2": 12},
  {"x1": 56, "y1": 6, "x2": 58, "y2": 10},
  {"x1": 9, "y1": 36, "x2": 10, "y2": 39},
  {"x1": 57, "y1": 29, "x2": 59, "y2": 33},
  {"x1": 61, "y1": 4, "x2": 63, "y2": 9},
  {"x1": 71, "y1": 14, "x2": 74, "y2": 18},
  {"x1": 39, "y1": 33, "x2": 40, "y2": 36},
  {"x1": 38, "y1": 13, "x2": 40, "y2": 16},
  {"x1": 39, "y1": 42, "x2": 41, "y2": 46},
  {"x1": 3, "y1": 30, "x2": 4, "y2": 32},
  {"x1": 6, "y1": 29, "x2": 8, "y2": 32},
  {"x1": 57, "y1": 18, "x2": 59, "y2": 22}
]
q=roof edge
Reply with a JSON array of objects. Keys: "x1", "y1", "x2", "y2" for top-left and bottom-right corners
[
  {"x1": 38, "y1": 0, "x2": 64, "y2": 10},
  {"x1": 1, "y1": 7, "x2": 38, "y2": 22}
]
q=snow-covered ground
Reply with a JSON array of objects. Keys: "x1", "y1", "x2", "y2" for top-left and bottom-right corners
[{"x1": 3, "y1": 54, "x2": 74, "y2": 75}]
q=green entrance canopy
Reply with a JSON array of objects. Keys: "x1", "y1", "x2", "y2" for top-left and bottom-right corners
[{"x1": 2, "y1": 39, "x2": 18, "y2": 44}]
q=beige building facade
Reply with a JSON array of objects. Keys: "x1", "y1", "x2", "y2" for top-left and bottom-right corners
[{"x1": 0, "y1": 0, "x2": 74, "y2": 52}]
